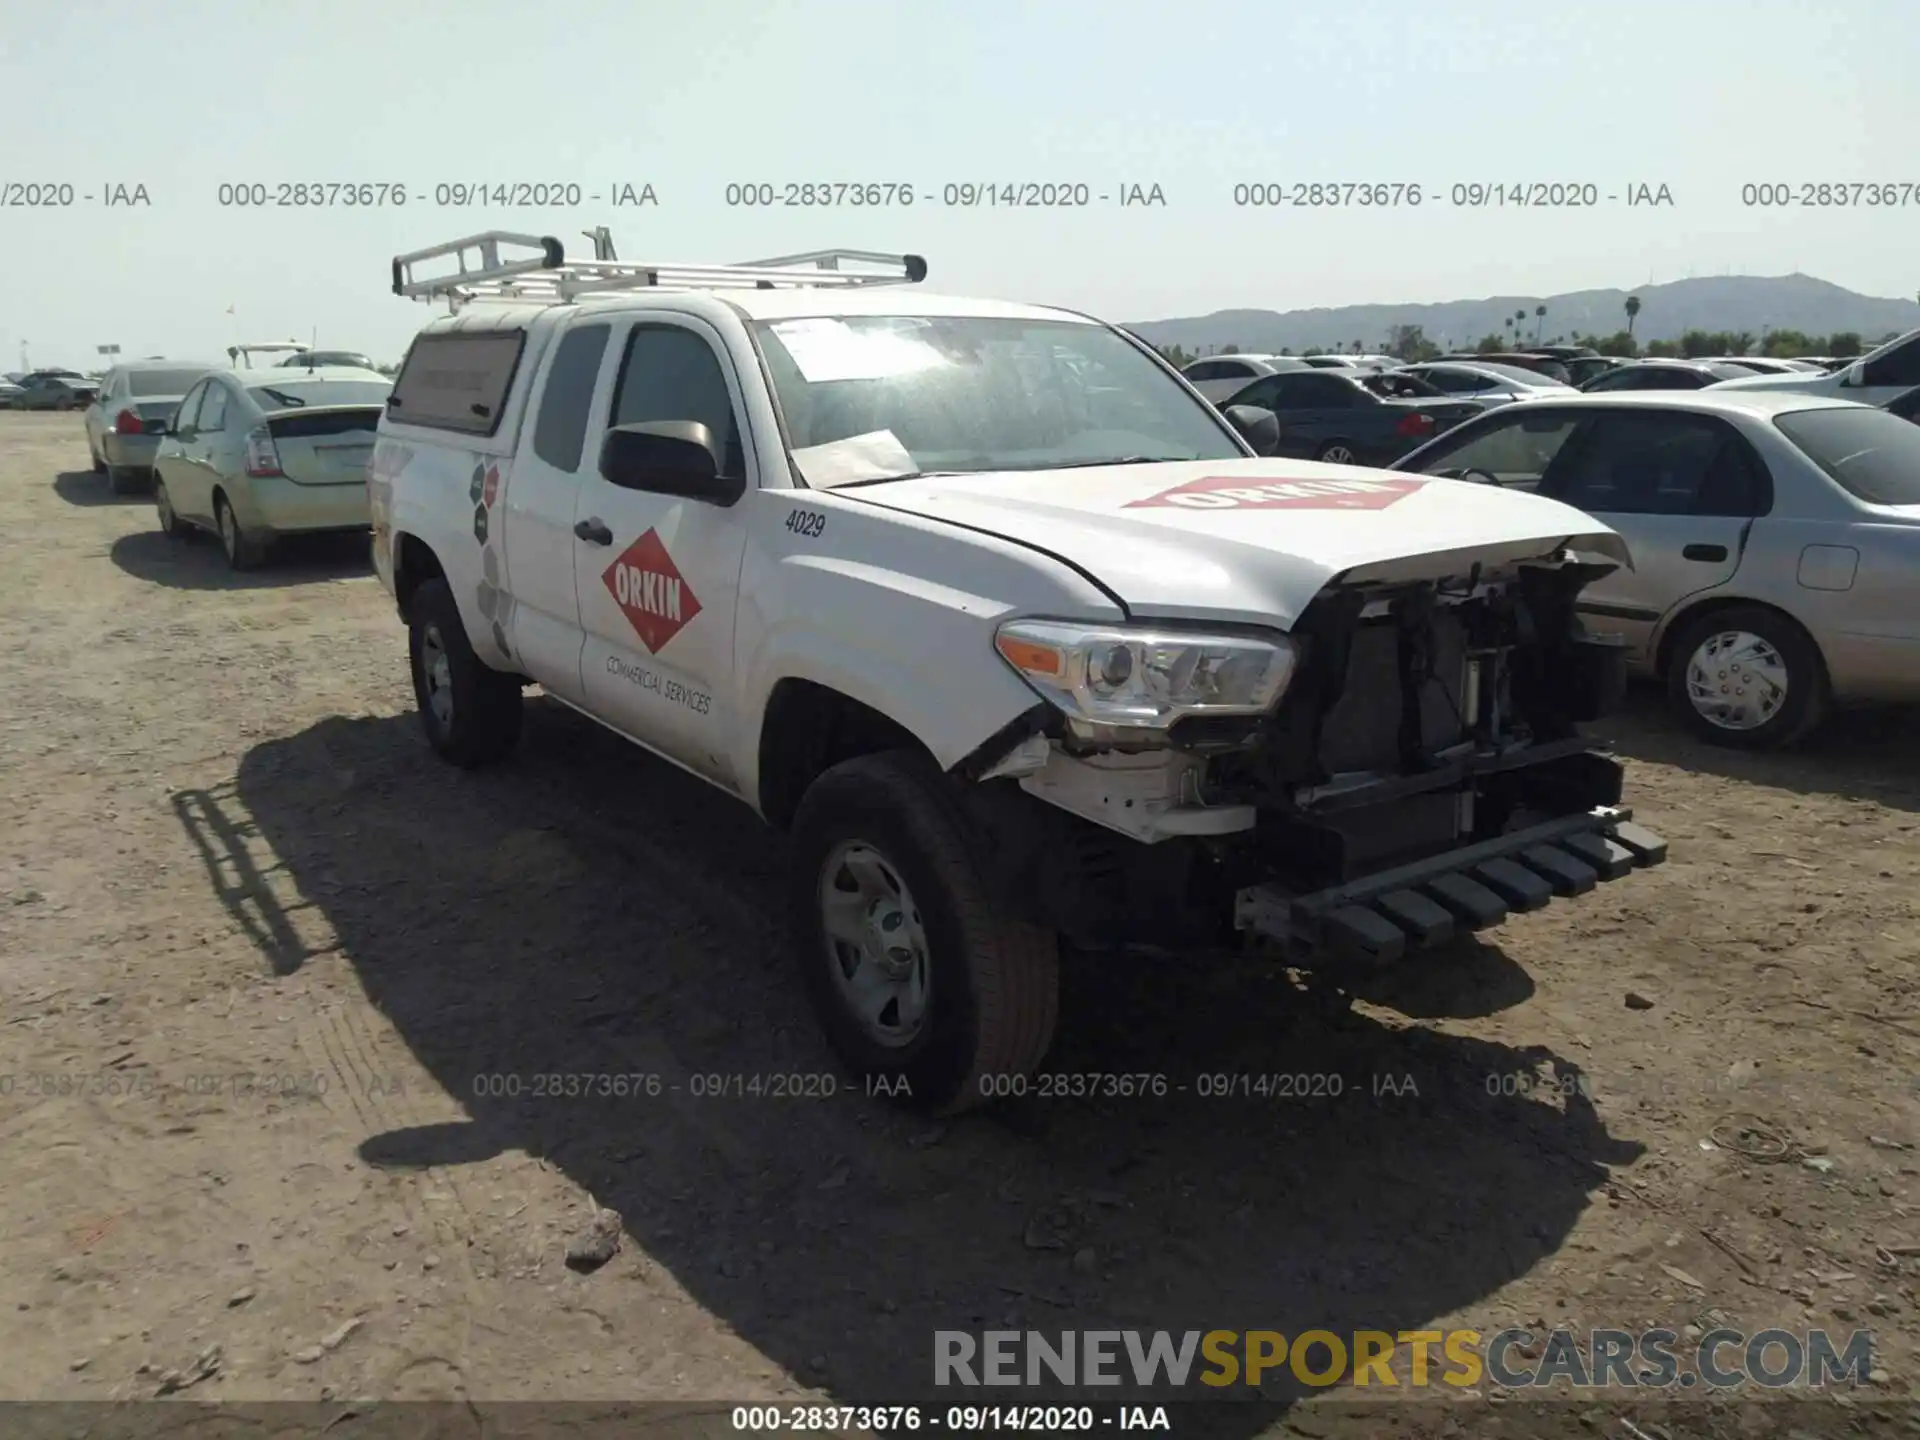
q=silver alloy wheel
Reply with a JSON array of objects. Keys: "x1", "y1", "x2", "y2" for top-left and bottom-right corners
[
  {"x1": 155, "y1": 483, "x2": 175, "y2": 533},
  {"x1": 1320, "y1": 444, "x2": 1356, "y2": 464},
  {"x1": 420, "y1": 624, "x2": 455, "y2": 731},
  {"x1": 818, "y1": 841, "x2": 930, "y2": 1048},
  {"x1": 1684, "y1": 629, "x2": 1788, "y2": 731}
]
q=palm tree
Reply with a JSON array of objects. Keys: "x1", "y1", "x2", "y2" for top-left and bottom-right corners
[
  {"x1": 1514, "y1": 309, "x2": 1527, "y2": 336},
  {"x1": 1534, "y1": 305, "x2": 1547, "y2": 342},
  {"x1": 1624, "y1": 295, "x2": 1642, "y2": 339}
]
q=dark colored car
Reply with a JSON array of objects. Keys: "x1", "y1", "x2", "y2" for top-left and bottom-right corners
[
  {"x1": 15, "y1": 374, "x2": 101, "y2": 410},
  {"x1": 1579, "y1": 360, "x2": 1758, "y2": 392},
  {"x1": 1218, "y1": 368, "x2": 1482, "y2": 465},
  {"x1": 1559, "y1": 356, "x2": 1621, "y2": 386}
]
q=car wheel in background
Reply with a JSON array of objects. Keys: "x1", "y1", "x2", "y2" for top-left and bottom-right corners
[
  {"x1": 1664, "y1": 604, "x2": 1828, "y2": 750},
  {"x1": 154, "y1": 480, "x2": 187, "y2": 538},
  {"x1": 215, "y1": 494, "x2": 265, "y2": 570},
  {"x1": 407, "y1": 577, "x2": 523, "y2": 767},
  {"x1": 787, "y1": 750, "x2": 1061, "y2": 1116},
  {"x1": 1315, "y1": 440, "x2": 1358, "y2": 464}
]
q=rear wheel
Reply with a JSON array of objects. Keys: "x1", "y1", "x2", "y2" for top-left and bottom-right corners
[
  {"x1": 1315, "y1": 440, "x2": 1358, "y2": 464},
  {"x1": 788, "y1": 750, "x2": 1060, "y2": 1116},
  {"x1": 1664, "y1": 605, "x2": 1827, "y2": 750},
  {"x1": 408, "y1": 578, "x2": 522, "y2": 767},
  {"x1": 215, "y1": 494, "x2": 265, "y2": 570},
  {"x1": 154, "y1": 479, "x2": 187, "y2": 538}
]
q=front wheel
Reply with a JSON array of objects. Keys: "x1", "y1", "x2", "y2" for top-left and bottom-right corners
[
  {"x1": 788, "y1": 750, "x2": 1060, "y2": 1116},
  {"x1": 1664, "y1": 605, "x2": 1828, "y2": 749},
  {"x1": 408, "y1": 578, "x2": 523, "y2": 767}
]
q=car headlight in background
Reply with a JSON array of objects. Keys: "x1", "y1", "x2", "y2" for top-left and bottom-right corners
[{"x1": 994, "y1": 619, "x2": 1297, "y2": 733}]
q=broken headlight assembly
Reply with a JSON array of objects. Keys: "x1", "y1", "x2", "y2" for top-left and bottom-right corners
[{"x1": 994, "y1": 619, "x2": 1298, "y2": 740}]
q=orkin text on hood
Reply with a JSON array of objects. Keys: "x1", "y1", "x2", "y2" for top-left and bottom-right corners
[{"x1": 844, "y1": 457, "x2": 1631, "y2": 631}]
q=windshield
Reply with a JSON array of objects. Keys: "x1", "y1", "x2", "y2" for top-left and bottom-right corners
[
  {"x1": 1774, "y1": 406, "x2": 1920, "y2": 506},
  {"x1": 247, "y1": 379, "x2": 392, "y2": 410},
  {"x1": 751, "y1": 316, "x2": 1243, "y2": 485},
  {"x1": 127, "y1": 368, "x2": 207, "y2": 396}
]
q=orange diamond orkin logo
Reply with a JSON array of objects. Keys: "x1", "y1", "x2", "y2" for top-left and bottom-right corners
[
  {"x1": 602, "y1": 529, "x2": 702, "y2": 654},
  {"x1": 1125, "y1": 475, "x2": 1426, "y2": 510}
]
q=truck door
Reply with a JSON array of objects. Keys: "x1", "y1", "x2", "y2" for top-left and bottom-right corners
[
  {"x1": 496, "y1": 317, "x2": 613, "y2": 707},
  {"x1": 572, "y1": 316, "x2": 754, "y2": 791}
]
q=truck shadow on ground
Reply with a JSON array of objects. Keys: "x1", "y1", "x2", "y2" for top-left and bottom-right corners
[
  {"x1": 193, "y1": 702, "x2": 1644, "y2": 1421},
  {"x1": 52, "y1": 469, "x2": 134, "y2": 507},
  {"x1": 1595, "y1": 683, "x2": 1920, "y2": 814},
  {"x1": 110, "y1": 529, "x2": 373, "y2": 591}
]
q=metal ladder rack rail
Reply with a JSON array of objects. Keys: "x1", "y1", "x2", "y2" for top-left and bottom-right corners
[{"x1": 391, "y1": 232, "x2": 928, "y2": 308}]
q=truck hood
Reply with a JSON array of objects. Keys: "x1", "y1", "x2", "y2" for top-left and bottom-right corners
[{"x1": 842, "y1": 458, "x2": 1630, "y2": 630}]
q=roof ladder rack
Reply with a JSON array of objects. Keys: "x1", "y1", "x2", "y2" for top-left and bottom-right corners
[{"x1": 391, "y1": 231, "x2": 928, "y2": 310}]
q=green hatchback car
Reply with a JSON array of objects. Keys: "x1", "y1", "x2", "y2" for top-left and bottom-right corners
[{"x1": 152, "y1": 367, "x2": 391, "y2": 569}]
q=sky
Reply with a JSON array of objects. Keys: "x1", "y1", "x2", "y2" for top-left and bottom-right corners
[{"x1": 2, "y1": 0, "x2": 1916, "y2": 369}]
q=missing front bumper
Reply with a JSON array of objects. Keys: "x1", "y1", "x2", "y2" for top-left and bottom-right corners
[{"x1": 1234, "y1": 805, "x2": 1667, "y2": 965}]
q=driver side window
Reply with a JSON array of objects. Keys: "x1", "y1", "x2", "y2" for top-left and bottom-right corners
[
  {"x1": 609, "y1": 324, "x2": 745, "y2": 478},
  {"x1": 1408, "y1": 409, "x2": 1586, "y2": 490},
  {"x1": 198, "y1": 384, "x2": 230, "y2": 432},
  {"x1": 173, "y1": 383, "x2": 207, "y2": 433}
]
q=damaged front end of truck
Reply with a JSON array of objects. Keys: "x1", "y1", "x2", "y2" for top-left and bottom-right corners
[{"x1": 954, "y1": 540, "x2": 1668, "y2": 969}]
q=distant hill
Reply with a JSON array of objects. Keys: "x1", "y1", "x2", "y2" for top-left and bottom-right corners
[{"x1": 1125, "y1": 274, "x2": 1920, "y2": 354}]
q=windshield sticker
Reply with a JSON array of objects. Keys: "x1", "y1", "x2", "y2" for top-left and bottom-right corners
[
  {"x1": 1125, "y1": 475, "x2": 1427, "y2": 511},
  {"x1": 768, "y1": 319, "x2": 945, "y2": 384},
  {"x1": 792, "y1": 429, "x2": 917, "y2": 489}
]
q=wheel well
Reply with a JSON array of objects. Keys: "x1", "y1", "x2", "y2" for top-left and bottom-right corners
[
  {"x1": 757, "y1": 679, "x2": 928, "y2": 832},
  {"x1": 392, "y1": 534, "x2": 446, "y2": 624},
  {"x1": 1654, "y1": 596, "x2": 1827, "y2": 682}
]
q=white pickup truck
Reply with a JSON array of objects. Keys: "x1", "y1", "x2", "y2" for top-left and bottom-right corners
[{"x1": 370, "y1": 231, "x2": 1667, "y2": 1114}]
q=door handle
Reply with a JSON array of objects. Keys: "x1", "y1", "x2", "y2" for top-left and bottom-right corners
[
  {"x1": 1682, "y1": 543, "x2": 1728, "y2": 562},
  {"x1": 574, "y1": 518, "x2": 613, "y2": 546}
]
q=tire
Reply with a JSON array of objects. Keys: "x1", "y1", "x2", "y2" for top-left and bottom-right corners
[
  {"x1": 91, "y1": 446, "x2": 106, "y2": 474},
  {"x1": 154, "y1": 479, "x2": 187, "y2": 538},
  {"x1": 1663, "y1": 604, "x2": 1828, "y2": 750},
  {"x1": 407, "y1": 577, "x2": 522, "y2": 767},
  {"x1": 215, "y1": 493, "x2": 265, "y2": 570},
  {"x1": 788, "y1": 750, "x2": 1060, "y2": 1116},
  {"x1": 1315, "y1": 440, "x2": 1358, "y2": 464},
  {"x1": 107, "y1": 464, "x2": 141, "y2": 496}
]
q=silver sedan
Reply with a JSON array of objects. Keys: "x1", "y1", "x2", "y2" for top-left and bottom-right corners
[{"x1": 1391, "y1": 390, "x2": 1920, "y2": 748}]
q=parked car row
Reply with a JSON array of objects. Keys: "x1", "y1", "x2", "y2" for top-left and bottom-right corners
[{"x1": 58, "y1": 354, "x2": 392, "y2": 565}]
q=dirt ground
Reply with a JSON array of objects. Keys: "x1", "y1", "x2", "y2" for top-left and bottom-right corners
[{"x1": 1, "y1": 409, "x2": 1917, "y2": 1438}]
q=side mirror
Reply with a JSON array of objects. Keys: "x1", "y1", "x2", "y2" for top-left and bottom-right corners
[
  {"x1": 599, "y1": 420, "x2": 744, "y2": 505},
  {"x1": 1222, "y1": 404, "x2": 1282, "y2": 456}
]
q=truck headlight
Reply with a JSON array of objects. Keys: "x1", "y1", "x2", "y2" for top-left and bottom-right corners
[{"x1": 994, "y1": 619, "x2": 1298, "y2": 731}]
